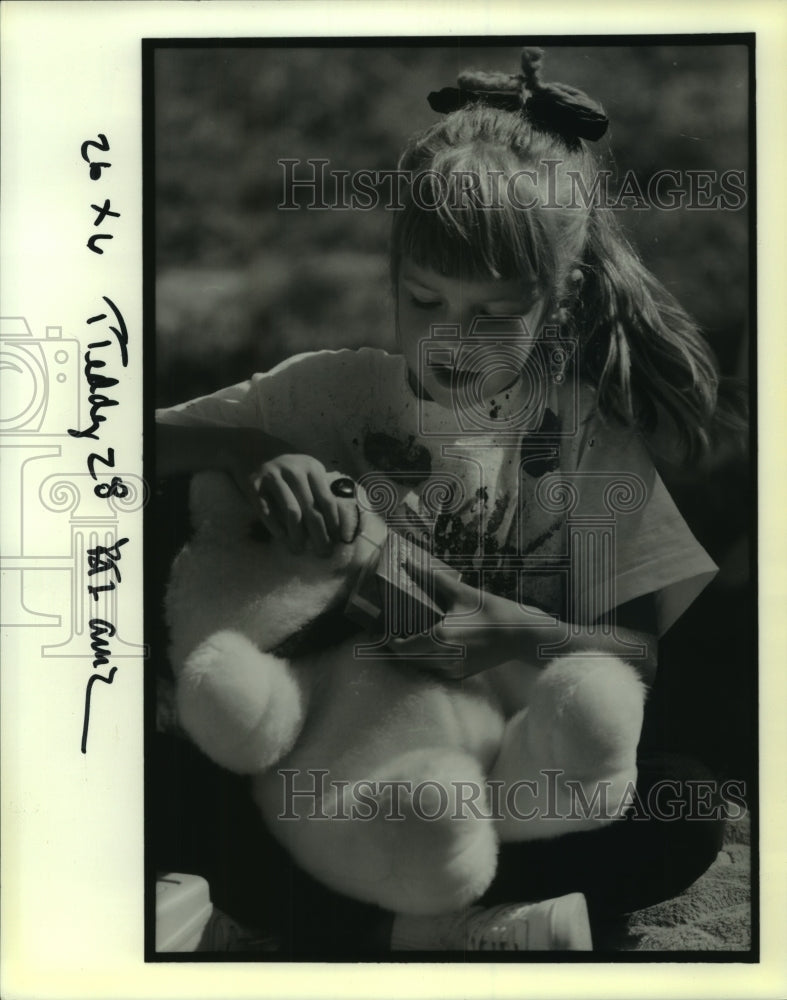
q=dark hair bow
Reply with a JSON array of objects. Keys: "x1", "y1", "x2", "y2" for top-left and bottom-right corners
[
  {"x1": 427, "y1": 49, "x2": 609, "y2": 143},
  {"x1": 524, "y1": 83, "x2": 608, "y2": 142}
]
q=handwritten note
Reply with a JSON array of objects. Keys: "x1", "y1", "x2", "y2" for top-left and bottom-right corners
[{"x1": 71, "y1": 134, "x2": 132, "y2": 753}]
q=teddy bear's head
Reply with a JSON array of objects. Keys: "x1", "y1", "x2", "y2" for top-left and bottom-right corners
[{"x1": 167, "y1": 469, "x2": 389, "y2": 668}]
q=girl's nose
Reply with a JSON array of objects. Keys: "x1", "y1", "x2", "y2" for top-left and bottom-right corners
[{"x1": 442, "y1": 306, "x2": 480, "y2": 336}]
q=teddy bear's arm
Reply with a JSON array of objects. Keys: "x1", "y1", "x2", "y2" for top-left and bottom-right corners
[{"x1": 176, "y1": 630, "x2": 306, "y2": 775}]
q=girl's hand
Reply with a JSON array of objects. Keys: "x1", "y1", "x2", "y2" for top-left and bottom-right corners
[
  {"x1": 250, "y1": 453, "x2": 358, "y2": 556},
  {"x1": 156, "y1": 423, "x2": 358, "y2": 556},
  {"x1": 384, "y1": 555, "x2": 540, "y2": 679},
  {"x1": 386, "y1": 551, "x2": 660, "y2": 687}
]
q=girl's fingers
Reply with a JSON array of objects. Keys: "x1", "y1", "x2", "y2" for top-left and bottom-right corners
[
  {"x1": 237, "y1": 472, "x2": 266, "y2": 518},
  {"x1": 336, "y1": 497, "x2": 361, "y2": 544},
  {"x1": 398, "y1": 547, "x2": 465, "y2": 606},
  {"x1": 263, "y1": 473, "x2": 307, "y2": 552},
  {"x1": 281, "y1": 468, "x2": 332, "y2": 555},
  {"x1": 308, "y1": 471, "x2": 342, "y2": 542},
  {"x1": 248, "y1": 468, "x2": 286, "y2": 539},
  {"x1": 252, "y1": 461, "x2": 362, "y2": 554}
]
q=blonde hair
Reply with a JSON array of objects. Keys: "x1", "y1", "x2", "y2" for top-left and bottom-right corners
[{"x1": 391, "y1": 100, "x2": 725, "y2": 461}]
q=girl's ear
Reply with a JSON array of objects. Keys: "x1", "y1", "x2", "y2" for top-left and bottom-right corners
[
  {"x1": 546, "y1": 267, "x2": 585, "y2": 325},
  {"x1": 564, "y1": 267, "x2": 586, "y2": 318}
]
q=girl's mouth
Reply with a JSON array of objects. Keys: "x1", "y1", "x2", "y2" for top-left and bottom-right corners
[{"x1": 430, "y1": 365, "x2": 521, "y2": 394}]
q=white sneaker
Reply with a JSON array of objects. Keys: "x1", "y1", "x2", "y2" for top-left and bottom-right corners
[
  {"x1": 196, "y1": 908, "x2": 279, "y2": 953},
  {"x1": 391, "y1": 893, "x2": 592, "y2": 952}
]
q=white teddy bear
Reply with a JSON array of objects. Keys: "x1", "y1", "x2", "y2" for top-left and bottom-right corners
[{"x1": 166, "y1": 469, "x2": 645, "y2": 916}]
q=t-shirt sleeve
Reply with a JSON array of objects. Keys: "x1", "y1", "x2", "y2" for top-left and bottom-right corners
[
  {"x1": 571, "y1": 416, "x2": 717, "y2": 637},
  {"x1": 155, "y1": 376, "x2": 262, "y2": 428},
  {"x1": 608, "y1": 471, "x2": 718, "y2": 636},
  {"x1": 155, "y1": 349, "x2": 380, "y2": 470}
]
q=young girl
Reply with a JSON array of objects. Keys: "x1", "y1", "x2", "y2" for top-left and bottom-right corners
[{"x1": 156, "y1": 48, "x2": 730, "y2": 952}]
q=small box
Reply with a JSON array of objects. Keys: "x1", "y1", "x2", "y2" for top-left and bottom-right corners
[{"x1": 345, "y1": 527, "x2": 461, "y2": 635}]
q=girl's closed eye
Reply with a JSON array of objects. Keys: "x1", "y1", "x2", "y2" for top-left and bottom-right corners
[
  {"x1": 479, "y1": 302, "x2": 530, "y2": 318},
  {"x1": 409, "y1": 294, "x2": 442, "y2": 310}
]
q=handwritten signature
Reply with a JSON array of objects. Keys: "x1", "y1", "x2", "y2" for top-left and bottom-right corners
[
  {"x1": 80, "y1": 539, "x2": 128, "y2": 753},
  {"x1": 80, "y1": 618, "x2": 118, "y2": 754}
]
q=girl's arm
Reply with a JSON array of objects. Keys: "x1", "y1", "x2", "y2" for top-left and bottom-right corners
[
  {"x1": 479, "y1": 590, "x2": 659, "y2": 688},
  {"x1": 386, "y1": 564, "x2": 658, "y2": 688}
]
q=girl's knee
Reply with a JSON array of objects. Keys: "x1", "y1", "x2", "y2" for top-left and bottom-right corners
[{"x1": 635, "y1": 752, "x2": 728, "y2": 877}]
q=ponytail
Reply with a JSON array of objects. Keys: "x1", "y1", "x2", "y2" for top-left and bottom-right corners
[{"x1": 577, "y1": 207, "x2": 742, "y2": 464}]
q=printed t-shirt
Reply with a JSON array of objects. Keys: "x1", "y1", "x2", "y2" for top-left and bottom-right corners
[{"x1": 157, "y1": 348, "x2": 717, "y2": 636}]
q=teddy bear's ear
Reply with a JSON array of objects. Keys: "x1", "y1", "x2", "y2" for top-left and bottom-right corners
[{"x1": 189, "y1": 470, "x2": 255, "y2": 536}]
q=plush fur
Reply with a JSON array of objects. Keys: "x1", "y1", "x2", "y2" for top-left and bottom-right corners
[{"x1": 166, "y1": 470, "x2": 645, "y2": 916}]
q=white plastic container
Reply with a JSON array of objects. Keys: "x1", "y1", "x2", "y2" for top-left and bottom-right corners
[{"x1": 155, "y1": 872, "x2": 214, "y2": 952}]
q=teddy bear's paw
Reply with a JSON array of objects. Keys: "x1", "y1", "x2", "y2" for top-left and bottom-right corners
[
  {"x1": 525, "y1": 653, "x2": 645, "y2": 776},
  {"x1": 490, "y1": 654, "x2": 644, "y2": 842},
  {"x1": 176, "y1": 630, "x2": 304, "y2": 774}
]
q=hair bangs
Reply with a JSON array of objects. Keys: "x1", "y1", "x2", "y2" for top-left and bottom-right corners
[{"x1": 393, "y1": 169, "x2": 556, "y2": 293}]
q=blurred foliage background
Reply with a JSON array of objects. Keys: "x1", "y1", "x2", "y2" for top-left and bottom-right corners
[{"x1": 154, "y1": 41, "x2": 749, "y2": 409}]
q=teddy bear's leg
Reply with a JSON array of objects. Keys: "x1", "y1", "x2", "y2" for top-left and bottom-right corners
[
  {"x1": 176, "y1": 629, "x2": 306, "y2": 775},
  {"x1": 489, "y1": 654, "x2": 645, "y2": 842},
  {"x1": 306, "y1": 749, "x2": 500, "y2": 916}
]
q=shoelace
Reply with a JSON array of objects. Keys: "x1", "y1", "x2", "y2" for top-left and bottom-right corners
[
  {"x1": 199, "y1": 910, "x2": 279, "y2": 952},
  {"x1": 463, "y1": 906, "x2": 530, "y2": 951}
]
